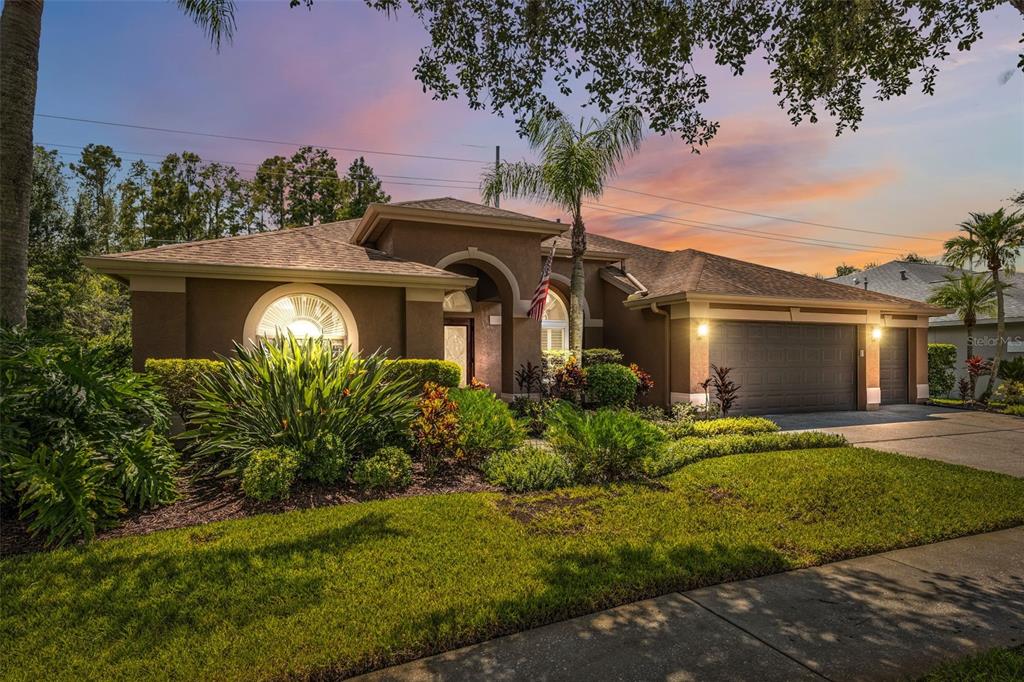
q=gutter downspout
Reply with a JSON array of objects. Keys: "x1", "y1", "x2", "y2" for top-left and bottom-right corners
[
  {"x1": 625, "y1": 271, "x2": 648, "y2": 296},
  {"x1": 650, "y1": 302, "x2": 671, "y2": 407}
]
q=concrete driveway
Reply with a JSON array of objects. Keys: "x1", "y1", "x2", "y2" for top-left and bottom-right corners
[{"x1": 768, "y1": 404, "x2": 1024, "y2": 477}]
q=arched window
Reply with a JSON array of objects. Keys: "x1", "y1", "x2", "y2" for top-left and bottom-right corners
[
  {"x1": 541, "y1": 290, "x2": 569, "y2": 351},
  {"x1": 443, "y1": 290, "x2": 473, "y2": 313},
  {"x1": 243, "y1": 283, "x2": 359, "y2": 351}
]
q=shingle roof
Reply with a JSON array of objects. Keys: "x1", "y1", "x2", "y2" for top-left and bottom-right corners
[
  {"x1": 829, "y1": 260, "x2": 1024, "y2": 323},
  {"x1": 390, "y1": 197, "x2": 561, "y2": 226},
  {"x1": 88, "y1": 219, "x2": 466, "y2": 280}
]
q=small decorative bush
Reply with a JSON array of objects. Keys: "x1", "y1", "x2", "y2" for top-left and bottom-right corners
[
  {"x1": 642, "y1": 431, "x2": 849, "y2": 477},
  {"x1": 998, "y1": 357, "x2": 1024, "y2": 382},
  {"x1": 550, "y1": 356, "x2": 587, "y2": 404},
  {"x1": 665, "y1": 416, "x2": 780, "y2": 439},
  {"x1": 388, "y1": 358, "x2": 461, "y2": 390},
  {"x1": 145, "y1": 358, "x2": 225, "y2": 420},
  {"x1": 482, "y1": 445, "x2": 573, "y2": 492},
  {"x1": 709, "y1": 364, "x2": 740, "y2": 416},
  {"x1": 545, "y1": 403, "x2": 666, "y2": 482},
  {"x1": 1003, "y1": 404, "x2": 1024, "y2": 417},
  {"x1": 582, "y1": 348, "x2": 623, "y2": 366},
  {"x1": 241, "y1": 447, "x2": 300, "y2": 501},
  {"x1": 188, "y1": 335, "x2": 417, "y2": 477},
  {"x1": 515, "y1": 361, "x2": 543, "y2": 394},
  {"x1": 633, "y1": 404, "x2": 667, "y2": 421},
  {"x1": 451, "y1": 388, "x2": 525, "y2": 461},
  {"x1": 586, "y1": 362, "x2": 640, "y2": 408},
  {"x1": 352, "y1": 447, "x2": 413, "y2": 492},
  {"x1": 992, "y1": 379, "x2": 1024, "y2": 406},
  {"x1": 1, "y1": 328, "x2": 177, "y2": 546},
  {"x1": 928, "y1": 343, "x2": 957, "y2": 398},
  {"x1": 630, "y1": 363, "x2": 655, "y2": 400},
  {"x1": 671, "y1": 400, "x2": 721, "y2": 421},
  {"x1": 511, "y1": 396, "x2": 552, "y2": 437},
  {"x1": 412, "y1": 382, "x2": 463, "y2": 474}
]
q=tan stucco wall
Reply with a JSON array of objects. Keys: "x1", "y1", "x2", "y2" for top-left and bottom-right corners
[
  {"x1": 601, "y1": 284, "x2": 668, "y2": 405},
  {"x1": 130, "y1": 291, "x2": 186, "y2": 371},
  {"x1": 405, "y1": 299, "x2": 444, "y2": 359}
]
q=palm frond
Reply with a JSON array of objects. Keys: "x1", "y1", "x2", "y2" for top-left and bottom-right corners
[
  {"x1": 590, "y1": 105, "x2": 645, "y2": 175},
  {"x1": 177, "y1": 0, "x2": 236, "y2": 51},
  {"x1": 926, "y1": 272, "x2": 997, "y2": 323},
  {"x1": 480, "y1": 161, "x2": 552, "y2": 206}
]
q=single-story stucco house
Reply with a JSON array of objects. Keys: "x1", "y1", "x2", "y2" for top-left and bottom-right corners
[
  {"x1": 85, "y1": 197, "x2": 945, "y2": 414},
  {"x1": 830, "y1": 261, "x2": 1024, "y2": 385}
]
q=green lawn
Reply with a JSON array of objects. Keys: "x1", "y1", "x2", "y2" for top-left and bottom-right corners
[
  {"x1": 920, "y1": 646, "x2": 1024, "y2": 681},
  {"x1": 3, "y1": 447, "x2": 1024, "y2": 681}
]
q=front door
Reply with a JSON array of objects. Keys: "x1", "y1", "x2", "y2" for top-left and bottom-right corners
[{"x1": 443, "y1": 318, "x2": 474, "y2": 386}]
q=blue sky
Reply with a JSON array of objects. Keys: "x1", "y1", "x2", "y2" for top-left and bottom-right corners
[{"x1": 33, "y1": 1, "x2": 1024, "y2": 273}]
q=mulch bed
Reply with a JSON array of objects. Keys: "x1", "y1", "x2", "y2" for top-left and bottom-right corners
[{"x1": 1, "y1": 462, "x2": 496, "y2": 558}]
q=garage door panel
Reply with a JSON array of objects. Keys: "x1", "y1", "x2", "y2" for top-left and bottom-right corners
[
  {"x1": 880, "y1": 328, "x2": 908, "y2": 405},
  {"x1": 709, "y1": 321, "x2": 857, "y2": 415}
]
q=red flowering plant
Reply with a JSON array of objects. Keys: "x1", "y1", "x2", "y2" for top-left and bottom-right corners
[
  {"x1": 629, "y1": 363, "x2": 655, "y2": 400},
  {"x1": 551, "y1": 356, "x2": 587, "y2": 406},
  {"x1": 468, "y1": 377, "x2": 489, "y2": 391},
  {"x1": 964, "y1": 355, "x2": 993, "y2": 403},
  {"x1": 411, "y1": 382, "x2": 463, "y2": 474}
]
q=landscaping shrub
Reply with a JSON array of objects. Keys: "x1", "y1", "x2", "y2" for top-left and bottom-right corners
[
  {"x1": 632, "y1": 404, "x2": 667, "y2": 421},
  {"x1": 482, "y1": 445, "x2": 573, "y2": 492},
  {"x1": 928, "y1": 343, "x2": 957, "y2": 398},
  {"x1": 998, "y1": 357, "x2": 1024, "y2": 382},
  {"x1": 451, "y1": 388, "x2": 525, "y2": 461},
  {"x1": 630, "y1": 363, "x2": 655, "y2": 400},
  {"x1": 550, "y1": 356, "x2": 587, "y2": 404},
  {"x1": 514, "y1": 362, "x2": 543, "y2": 394},
  {"x1": 664, "y1": 416, "x2": 780, "y2": 439},
  {"x1": 993, "y1": 380, "x2": 1024, "y2": 406},
  {"x1": 1003, "y1": 404, "x2": 1024, "y2": 417},
  {"x1": 708, "y1": 364, "x2": 740, "y2": 416},
  {"x1": 412, "y1": 383, "x2": 463, "y2": 474},
  {"x1": 387, "y1": 358, "x2": 461, "y2": 390},
  {"x1": 188, "y1": 335, "x2": 417, "y2": 477},
  {"x1": 511, "y1": 396, "x2": 552, "y2": 437},
  {"x1": 352, "y1": 447, "x2": 414, "y2": 492},
  {"x1": 581, "y1": 347, "x2": 623, "y2": 366},
  {"x1": 545, "y1": 403, "x2": 666, "y2": 482},
  {"x1": 145, "y1": 358, "x2": 225, "y2": 420},
  {"x1": 241, "y1": 447, "x2": 300, "y2": 501},
  {"x1": 586, "y1": 362, "x2": 640, "y2": 408},
  {"x1": 642, "y1": 431, "x2": 849, "y2": 477},
  {"x1": 0, "y1": 328, "x2": 177, "y2": 545}
]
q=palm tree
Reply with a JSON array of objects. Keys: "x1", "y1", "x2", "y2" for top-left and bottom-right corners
[
  {"x1": 943, "y1": 209, "x2": 1024, "y2": 398},
  {"x1": 927, "y1": 272, "x2": 997, "y2": 397},
  {"x1": 480, "y1": 107, "x2": 644, "y2": 357},
  {"x1": 0, "y1": 0, "x2": 236, "y2": 327}
]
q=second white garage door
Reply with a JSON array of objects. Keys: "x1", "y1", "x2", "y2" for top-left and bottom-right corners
[{"x1": 709, "y1": 321, "x2": 858, "y2": 414}]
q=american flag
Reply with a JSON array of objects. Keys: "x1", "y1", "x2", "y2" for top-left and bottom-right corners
[{"x1": 528, "y1": 243, "x2": 558, "y2": 320}]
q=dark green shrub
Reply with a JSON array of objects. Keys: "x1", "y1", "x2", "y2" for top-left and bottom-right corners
[
  {"x1": 145, "y1": 358, "x2": 225, "y2": 420},
  {"x1": 582, "y1": 348, "x2": 623, "y2": 366},
  {"x1": 993, "y1": 380, "x2": 1024, "y2": 406},
  {"x1": 188, "y1": 335, "x2": 417, "y2": 477},
  {"x1": 482, "y1": 445, "x2": 573, "y2": 492},
  {"x1": 928, "y1": 343, "x2": 957, "y2": 398},
  {"x1": 352, "y1": 447, "x2": 413, "y2": 492},
  {"x1": 241, "y1": 448, "x2": 300, "y2": 501},
  {"x1": 511, "y1": 397, "x2": 553, "y2": 436},
  {"x1": 388, "y1": 358, "x2": 461, "y2": 390},
  {"x1": 0, "y1": 328, "x2": 177, "y2": 545},
  {"x1": 998, "y1": 357, "x2": 1024, "y2": 382},
  {"x1": 451, "y1": 388, "x2": 525, "y2": 461},
  {"x1": 642, "y1": 431, "x2": 849, "y2": 477},
  {"x1": 586, "y1": 363, "x2": 640, "y2": 408},
  {"x1": 411, "y1": 383, "x2": 463, "y2": 474},
  {"x1": 545, "y1": 403, "x2": 666, "y2": 482},
  {"x1": 664, "y1": 416, "x2": 780, "y2": 439},
  {"x1": 1003, "y1": 404, "x2": 1024, "y2": 417}
]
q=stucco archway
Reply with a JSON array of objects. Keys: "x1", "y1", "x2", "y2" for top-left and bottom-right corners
[{"x1": 242, "y1": 283, "x2": 360, "y2": 352}]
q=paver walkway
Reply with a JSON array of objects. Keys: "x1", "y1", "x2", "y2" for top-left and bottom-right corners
[
  {"x1": 769, "y1": 404, "x2": 1024, "y2": 477},
  {"x1": 357, "y1": 527, "x2": 1024, "y2": 681}
]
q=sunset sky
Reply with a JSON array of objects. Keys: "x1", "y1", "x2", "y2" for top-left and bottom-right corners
[{"x1": 34, "y1": 1, "x2": 1023, "y2": 275}]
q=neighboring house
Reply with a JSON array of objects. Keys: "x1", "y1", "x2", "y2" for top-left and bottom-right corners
[
  {"x1": 85, "y1": 198, "x2": 944, "y2": 414},
  {"x1": 830, "y1": 261, "x2": 1024, "y2": 389}
]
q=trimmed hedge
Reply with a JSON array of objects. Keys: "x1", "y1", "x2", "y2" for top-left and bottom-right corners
[
  {"x1": 582, "y1": 348, "x2": 623, "y2": 366},
  {"x1": 642, "y1": 431, "x2": 849, "y2": 477},
  {"x1": 586, "y1": 362, "x2": 640, "y2": 408},
  {"x1": 241, "y1": 447, "x2": 300, "y2": 501},
  {"x1": 388, "y1": 359, "x2": 461, "y2": 390},
  {"x1": 352, "y1": 447, "x2": 413, "y2": 492},
  {"x1": 482, "y1": 445, "x2": 574, "y2": 492},
  {"x1": 664, "y1": 416, "x2": 780, "y2": 439},
  {"x1": 928, "y1": 343, "x2": 957, "y2": 399},
  {"x1": 145, "y1": 358, "x2": 225, "y2": 420}
]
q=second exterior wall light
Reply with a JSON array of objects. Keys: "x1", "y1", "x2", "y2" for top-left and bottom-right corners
[
  {"x1": 697, "y1": 322, "x2": 709, "y2": 338},
  {"x1": 872, "y1": 326, "x2": 882, "y2": 341}
]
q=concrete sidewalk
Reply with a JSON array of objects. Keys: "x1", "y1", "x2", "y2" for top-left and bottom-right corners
[{"x1": 357, "y1": 527, "x2": 1024, "y2": 681}]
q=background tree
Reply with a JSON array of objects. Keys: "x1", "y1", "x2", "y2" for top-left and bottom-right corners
[
  {"x1": 900, "y1": 252, "x2": 935, "y2": 263},
  {"x1": 481, "y1": 106, "x2": 644, "y2": 357},
  {"x1": 343, "y1": 156, "x2": 390, "y2": 219},
  {"x1": 926, "y1": 272, "x2": 997, "y2": 397},
  {"x1": 287, "y1": 146, "x2": 350, "y2": 226},
  {"x1": 115, "y1": 160, "x2": 150, "y2": 250},
  {"x1": 70, "y1": 144, "x2": 122, "y2": 254},
  {"x1": 835, "y1": 264, "x2": 858, "y2": 277},
  {"x1": 0, "y1": 0, "x2": 238, "y2": 327},
  {"x1": 368, "y1": 1, "x2": 1019, "y2": 145},
  {"x1": 943, "y1": 209, "x2": 1024, "y2": 398},
  {"x1": 252, "y1": 155, "x2": 290, "y2": 231}
]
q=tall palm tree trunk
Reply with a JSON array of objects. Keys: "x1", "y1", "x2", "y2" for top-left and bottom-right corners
[
  {"x1": 0, "y1": 0, "x2": 43, "y2": 327},
  {"x1": 983, "y1": 267, "x2": 1006, "y2": 399},
  {"x1": 569, "y1": 209, "x2": 586, "y2": 357}
]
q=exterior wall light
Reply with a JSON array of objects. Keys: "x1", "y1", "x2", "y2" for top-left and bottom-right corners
[
  {"x1": 697, "y1": 322, "x2": 709, "y2": 338},
  {"x1": 872, "y1": 326, "x2": 882, "y2": 341}
]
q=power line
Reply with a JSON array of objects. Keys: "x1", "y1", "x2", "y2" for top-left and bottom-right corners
[
  {"x1": 605, "y1": 184, "x2": 944, "y2": 243},
  {"x1": 36, "y1": 113, "x2": 489, "y2": 165},
  {"x1": 585, "y1": 201, "x2": 910, "y2": 256}
]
